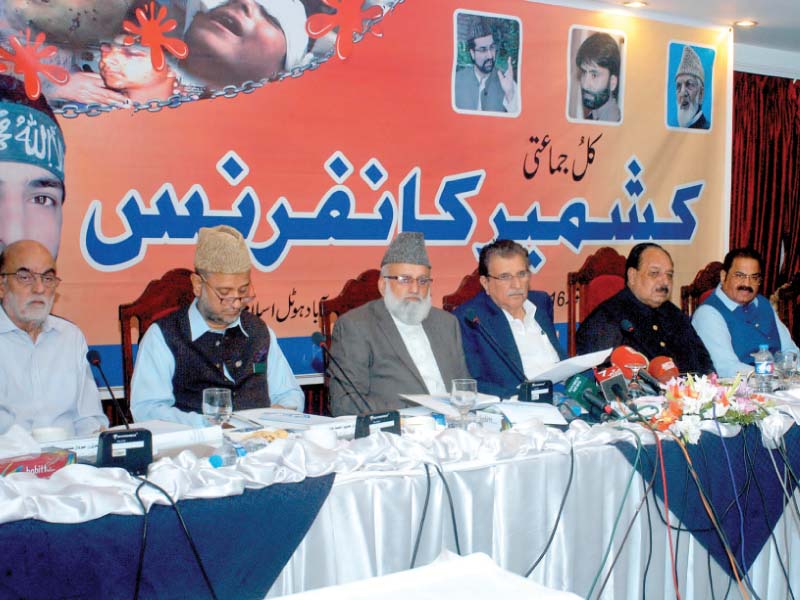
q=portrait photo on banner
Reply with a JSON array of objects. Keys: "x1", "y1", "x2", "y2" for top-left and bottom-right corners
[
  {"x1": 666, "y1": 41, "x2": 715, "y2": 131},
  {"x1": 566, "y1": 26, "x2": 626, "y2": 124},
  {"x1": 452, "y1": 9, "x2": 521, "y2": 117}
]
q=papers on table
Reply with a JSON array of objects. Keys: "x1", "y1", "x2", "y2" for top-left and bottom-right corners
[
  {"x1": 236, "y1": 408, "x2": 357, "y2": 438},
  {"x1": 400, "y1": 393, "x2": 501, "y2": 418},
  {"x1": 528, "y1": 347, "x2": 612, "y2": 383},
  {"x1": 400, "y1": 394, "x2": 567, "y2": 426}
]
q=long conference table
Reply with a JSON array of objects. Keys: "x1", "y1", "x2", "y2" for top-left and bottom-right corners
[{"x1": 2, "y1": 414, "x2": 800, "y2": 599}]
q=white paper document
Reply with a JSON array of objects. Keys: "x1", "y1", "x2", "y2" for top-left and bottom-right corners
[
  {"x1": 528, "y1": 347, "x2": 612, "y2": 382},
  {"x1": 400, "y1": 393, "x2": 501, "y2": 417},
  {"x1": 485, "y1": 401, "x2": 567, "y2": 426}
]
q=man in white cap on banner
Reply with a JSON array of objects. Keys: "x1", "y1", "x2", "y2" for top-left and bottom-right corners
[
  {"x1": 131, "y1": 225, "x2": 303, "y2": 427},
  {"x1": 675, "y1": 45, "x2": 709, "y2": 130},
  {"x1": 328, "y1": 232, "x2": 471, "y2": 416},
  {"x1": 179, "y1": 0, "x2": 309, "y2": 88}
]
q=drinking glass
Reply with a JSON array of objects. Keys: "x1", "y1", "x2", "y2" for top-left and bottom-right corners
[
  {"x1": 203, "y1": 388, "x2": 233, "y2": 426},
  {"x1": 775, "y1": 351, "x2": 799, "y2": 386},
  {"x1": 625, "y1": 363, "x2": 646, "y2": 399},
  {"x1": 450, "y1": 379, "x2": 478, "y2": 428}
]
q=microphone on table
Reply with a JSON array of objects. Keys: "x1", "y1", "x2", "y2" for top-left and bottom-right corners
[
  {"x1": 463, "y1": 310, "x2": 551, "y2": 402},
  {"x1": 311, "y1": 332, "x2": 399, "y2": 438},
  {"x1": 609, "y1": 345, "x2": 660, "y2": 395},
  {"x1": 86, "y1": 350, "x2": 152, "y2": 474},
  {"x1": 87, "y1": 350, "x2": 129, "y2": 429},
  {"x1": 581, "y1": 387, "x2": 618, "y2": 421},
  {"x1": 593, "y1": 365, "x2": 628, "y2": 419},
  {"x1": 648, "y1": 356, "x2": 680, "y2": 384}
]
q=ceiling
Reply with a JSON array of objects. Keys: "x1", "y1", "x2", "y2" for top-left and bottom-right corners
[{"x1": 588, "y1": 0, "x2": 800, "y2": 53}]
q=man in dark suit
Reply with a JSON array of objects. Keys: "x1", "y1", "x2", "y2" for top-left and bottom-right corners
[
  {"x1": 454, "y1": 240, "x2": 564, "y2": 398},
  {"x1": 329, "y1": 232, "x2": 470, "y2": 416}
]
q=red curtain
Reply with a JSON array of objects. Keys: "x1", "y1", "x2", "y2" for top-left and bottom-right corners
[{"x1": 731, "y1": 72, "x2": 800, "y2": 294}]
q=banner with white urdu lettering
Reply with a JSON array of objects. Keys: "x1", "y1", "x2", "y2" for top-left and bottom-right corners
[{"x1": 0, "y1": 0, "x2": 731, "y2": 381}]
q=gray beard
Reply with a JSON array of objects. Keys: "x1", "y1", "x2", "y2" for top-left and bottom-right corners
[{"x1": 383, "y1": 288, "x2": 432, "y2": 325}]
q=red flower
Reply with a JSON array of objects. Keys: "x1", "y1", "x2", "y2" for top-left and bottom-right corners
[
  {"x1": 0, "y1": 30, "x2": 69, "y2": 100},
  {"x1": 306, "y1": 0, "x2": 384, "y2": 60},
  {"x1": 123, "y1": 1, "x2": 188, "y2": 72}
]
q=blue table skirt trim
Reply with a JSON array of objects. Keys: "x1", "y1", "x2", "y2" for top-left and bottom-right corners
[{"x1": 0, "y1": 473, "x2": 335, "y2": 600}]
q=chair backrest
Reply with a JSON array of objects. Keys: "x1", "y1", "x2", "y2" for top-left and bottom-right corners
[
  {"x1": 774, "y1": 272, "x2": 800, "y2": 341},
  {"x1": 319, "y1": 268, "x2": 382, "y2": 363},
  {"x1": 118, "y1": 268, "x2": 195, "y2": 418},
  {"x1": 566, "y1": 247, "x2": 627, "y2": 356},
  {"x1": 442, "y1": 269, "x2": 482, "y2": 313},
  {"x1": 680, "y1": 261, "x2": 723, "y2": 316}
]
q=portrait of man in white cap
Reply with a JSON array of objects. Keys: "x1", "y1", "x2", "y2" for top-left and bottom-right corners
[
  {"x1": 670, "y1": 43, "x2": 712, "y2": 130},
  {"x1": 328, "y1": 232, "x2": 470, "y2": 416},
  {"x1": 131, "y1": 225, "x2": 304, "y2": 427}
]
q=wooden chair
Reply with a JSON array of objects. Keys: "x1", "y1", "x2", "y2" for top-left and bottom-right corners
[
  {"x1": 774, "y1": 272, "x2": 800, "y2": 342},
  {"x1": 680, "y1": 261, "x2": 723, "y2": 316},
  {"x1": 317, "y1": 269, "x2": 383, "y2": 414},
  {"x1": 566, "y1": 247, "x2": 627, "y2": 356},
  {"x1": 442, "y1": 269, "x2": 482, "y2": 313},
  {"x1": 118, "y1": 268, "x2": 195, "y2": 423}
]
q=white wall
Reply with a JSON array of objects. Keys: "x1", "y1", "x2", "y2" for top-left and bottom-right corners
[{"x1": 735, "y1": 44, "x2": 800, "y2": 79}]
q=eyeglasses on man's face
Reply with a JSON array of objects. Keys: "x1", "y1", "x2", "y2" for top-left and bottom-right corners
[
  {"x1": 731, "y1": 272, "x2": 762, "y2": 284},
  {"x1": 199, "y1": 275, "x2": 255, "y2": 306},
  {"x1": 485, "y1": 270, "x2": 531, "y2": 283},
  {"x1": 0, "y1": 269, "x2": 61, "y2": 289},
  {"x1": 383, "y1": 275, "x2": 434, "y2": 287}
]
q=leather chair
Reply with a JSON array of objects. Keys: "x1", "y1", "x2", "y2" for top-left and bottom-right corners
[
  {"x1": 317, "y1": 269, "x2": 383, "y2": 414},
  {"x1": 680, "y1": 261, "x2": 723, "y2": 316},
  {"x1": 118, "y1": 268, "x2": 195, "y2": 424},
  {"x1": 442, "y1": 269, "x2": 482, "y2": 313},
  {"x1": 566, "y1": 247, "x2": 627, "y2": 356}
]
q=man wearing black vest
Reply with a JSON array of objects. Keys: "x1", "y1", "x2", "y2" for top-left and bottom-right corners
[
  {"x1": 692, "y1": 247, "x2": 798, "y2": 377},
  {"x1": 130, "y1": 226, "x2": 303, "y2": 427}
]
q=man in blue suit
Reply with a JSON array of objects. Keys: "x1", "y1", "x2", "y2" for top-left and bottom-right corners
[{"x1": 454, "y1": 240, "x2": 564, "y2": 398}]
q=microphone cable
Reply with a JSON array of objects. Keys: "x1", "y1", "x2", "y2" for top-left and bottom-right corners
[
  {"x1": 741, "y1": 432, "x2": 795, "y2": 600},
  {"x1": 585, "y1": 431, "x2": 644, "y2": 600},
  {"x1": 431, "y1": 463, "x2": 462, "y2": 556},
  {"x1": 524, "y1": 444, "x2": 575, "y2": 578},
  {"x1": 768, "y1": 440, "x2": 800, "y2": 523},
  {"x1": 133, "y1": 476, "x2": 218, "y2": 600},
  {"x1": 409, "y1": 463, "x2": 433, "y2": 569},
  {"x1": 595, "y1": 427, "x2": 659, "y2": 599}
]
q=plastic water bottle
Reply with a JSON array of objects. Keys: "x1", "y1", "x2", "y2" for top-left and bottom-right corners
[
  {"x1": 208, "y1": 438, "x2": 247, "y2": 468},
  {"x1": 752, "y1": 344, "x2": 775, "y2": 393}
]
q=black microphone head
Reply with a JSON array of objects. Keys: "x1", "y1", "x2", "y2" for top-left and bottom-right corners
[
  {"x1": 86, "y1": 349, "x2": 101, "y2": 366},
  {"x1": 311, "y1": 331, "x2": 326, "y2": 347},
  {"x1": 620, "y1": 319, "x2": 635, "y2": 333}
]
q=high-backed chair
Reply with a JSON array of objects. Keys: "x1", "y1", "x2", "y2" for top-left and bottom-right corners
[
  {"x1": 680, "y1": 261, "x2": 723, "y2": 316},
  {"x1": 317, "y1": 269, "x2": 383, "y2": 413},
  {"x1": 442, "y1": 269, "x2": 482, "y2": 313},
  {"x1": 566, "y1": 247, "x2": 627, "y2": 356},
  {"x1": 774, "y1": 272, "x2": 800, "y2": 342},
  {"x1": 118, "y1": 268, "x2": 195, "y2": 422}
]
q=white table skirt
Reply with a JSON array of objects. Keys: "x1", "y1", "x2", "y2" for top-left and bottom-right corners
[{"x1": 269, "y1": 440, "x2": 800, "y2": 598}]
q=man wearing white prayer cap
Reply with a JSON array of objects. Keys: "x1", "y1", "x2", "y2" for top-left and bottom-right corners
[
  {"x1": 329, "y1": 232, "x2": 471, "y2": 416},
  {"x1": 180, "y1": 0, "x2": 309, "y2": 87},
  {"x1": 131, "y1": 225, "x2": 304, "y2": 427},
  {"x1": 675, "y1": 45, "x2": 709, "y2": 129}
]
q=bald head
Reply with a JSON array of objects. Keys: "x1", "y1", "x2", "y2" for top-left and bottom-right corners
[{"x1": 0, "y1": 240, "x2": 58, "y2": 338}]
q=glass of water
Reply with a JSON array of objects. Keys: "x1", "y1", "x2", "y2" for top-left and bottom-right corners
[
  {"x1": 775, "y1": 351, "x2": 799, "y2": 386},
  {"x1": 450, "y1": 378, "x2": 478, "y2": 428},
  {"x1": 202, "y1": 388, "x2": 233, "y2": 426}
]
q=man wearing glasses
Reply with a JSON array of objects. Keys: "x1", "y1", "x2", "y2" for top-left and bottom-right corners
[
  {"x1": 692, "y1": 248, "x2": 798, "y2": 377},
  {"x1": 130, "y1": 225, "x2": 303, "y2": 427},
  {"x1": 329, "y1": 232, "x2": 470, "y2": 416},
  {"x1": 577, "y1": 243, "x2": 713, "y2": 374},
  {"x1": 0, "y1": 240, "x2": 108, "y2": 435},
  {"x1": 454, "y1": 240, "x2": 563, "y2": 398}
]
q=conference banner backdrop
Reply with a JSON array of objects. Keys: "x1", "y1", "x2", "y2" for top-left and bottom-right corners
[{"x1": 0, "y1": 0, "x2": 731, "y2": 381}]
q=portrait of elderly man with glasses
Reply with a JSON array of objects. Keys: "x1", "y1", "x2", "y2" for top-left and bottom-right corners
[
  {"x1": 453, "y1": 240, "x2": 564, "y2": 398},
  {"x1": 328, "y1": 232, "x2": 470, "y2": 416},
  {"x1": 692, "y1": 248, "x2": 799, "y2": 377},
  {"x1": 0, "y1": 240, "x2": 108, "y2": 436},
  {"x1": 130, "y1": 225, "x2": 303, "y2": 427}
]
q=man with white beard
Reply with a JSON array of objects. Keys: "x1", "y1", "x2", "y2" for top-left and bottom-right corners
[
  {"x1": 675, "y1": 45, "x2": 709, "y2": 130},
  {"x1": 0, "y1": 240, "x2": 107, "y2": 436},
  {"x1": 328, "y1": 232, "x2": 470, "y2": 416}
]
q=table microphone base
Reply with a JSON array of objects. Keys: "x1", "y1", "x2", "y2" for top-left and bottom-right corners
[
  {"x1": 355, "y1": 411, "x2": 401, "y2": 438},
  {"x1": 96, "y1": 429, "x2": 153, "y2": 475}
]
